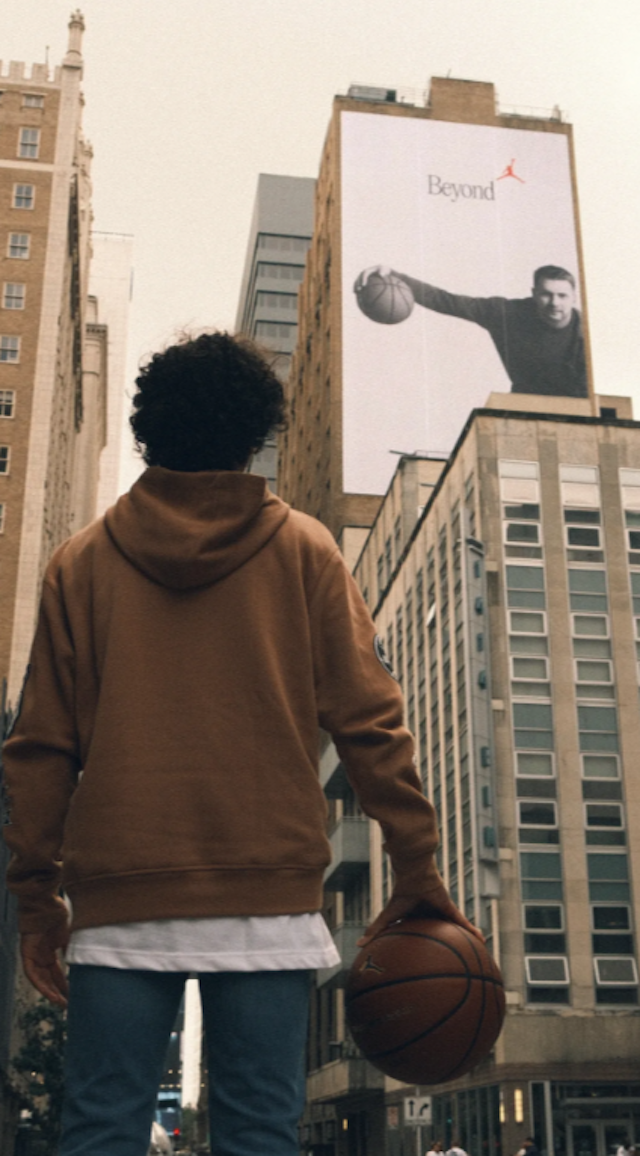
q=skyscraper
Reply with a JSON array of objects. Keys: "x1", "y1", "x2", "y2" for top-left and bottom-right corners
[{"x1": 235, "y1": 173, "x2": 315, "y2": 491}]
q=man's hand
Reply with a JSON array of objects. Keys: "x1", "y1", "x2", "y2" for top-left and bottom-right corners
[
  {"x1": 21, "y1": 925, "x2": 70, "y2": 1008},
  {"x1": 358, "y1": 883, "x2": 485, "y2": 948},
  {"x1": 353, "y1": 265, "x2": 392, "y2": 293}
]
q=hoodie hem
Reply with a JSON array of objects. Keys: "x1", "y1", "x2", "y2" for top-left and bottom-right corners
[{"x1": 65, "y1": 867, "x2": 325, "y2": 931}]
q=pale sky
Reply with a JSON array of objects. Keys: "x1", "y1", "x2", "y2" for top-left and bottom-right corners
[{"x1": 4, "y1": 1, "x2": 640, "y2": 490}]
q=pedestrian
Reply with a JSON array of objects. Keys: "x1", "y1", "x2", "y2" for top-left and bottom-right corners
[
  {"x1": 426, "y1": 1142, "x2": 444, "y2": 1156},
  {"x1": 3, "y1": 330, "x2": 482, "y2": 1156},
  {"x1": 447, "y1": 1140, "x2": 469, "y2": 1156},
  {"x1": 514, "y1": 1139, "x2": 540, "y2": 1156}
]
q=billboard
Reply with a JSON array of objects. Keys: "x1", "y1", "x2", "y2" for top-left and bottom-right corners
[{"x1": 340, "y1": 111, "x2": 587, "y2": 495}]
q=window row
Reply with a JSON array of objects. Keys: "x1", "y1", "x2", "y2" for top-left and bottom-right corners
[
  {"x1": 256, "y1": 263, "x2": 305, "y2": 282},
  {"x1": 255, "y1": 292, "x2": 298, "y2": 311},
  {"x1": 257, "y1": 234, "x2": 310, "y2": 253},
  {"x1": 0, "y1": 93, "x2": 45, "y2": 108},
  {"x1": 518, "y1": 800, "x2": 626, "y2": 847}
]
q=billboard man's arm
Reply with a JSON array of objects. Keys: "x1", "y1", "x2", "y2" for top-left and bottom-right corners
[{"x1": 354, "y1": 266, "x2": 501, "y2": 331}]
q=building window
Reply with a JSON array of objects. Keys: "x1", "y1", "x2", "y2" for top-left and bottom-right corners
[
  {"x1": 254, "y1": 321, "x2": 296, "y2": 340},
  {"x1": 509, "y1": 610, "x2": 546, "y2": 635},
  {"x1": 517, "y1": 751, "x2": 554, "y2": 777},
  {"x1": 0, "y1": 503, "x2": 4, "y2": 532},
  {"x1": 255, "y1": 291, "x2": 298, "y2": 311},
  {"x1": 256, "y1": 262, "x2": 305, "y2": 282},
  {"x1": 7, "y1": 233, "x2": 30, "y2": 259},
  {"x1": 525, "y1": 956, "x2": 569, "y2": 985},
  {"x1": 22, "y1": 93, "x2": 45, "y2": 108},
  {"x1": 578, "y1": 705, "x2": 618, "y2": 753},
  {"x1": 520, "y1": 850, "x2": 563, "y2": 901},
  {"x1": 18, "y1": 128, "x2": 40, "y2": 159},
  {"x1": 513, "y1": 703, "x2": 553, "y2": 750},
  {"x1": 568, "y1": 568, "x2": 607, "y2": 612},
  {"x1": 13, "y1": 184, "x2": 35, "y2": 210},
  {"x1": 587, "y1": 852, "x2": 629, "y2": 903},
  {"x1": 560, "y1": 464, "x2": 600, "y2": 508},
  {"x1": 585, "y1": 802, "x2": 625, "y2": 846},
  {"x1": 0, "y1": 445, "x2": 11, "y2": 474},
  {"x1": 257, "y1": 234, "x2": 310, "y2": 253},
  {"x1": 0, "y1": 336, "x2": 20, "y2": 363},
  {"x1": 506, "y1": 564, "x2": 545, "y2": 609},
  {"x1": 518, "y1": 800, "x2": 559, "y2": 845},
  {"x1": 0, "y1": 390, "x2": 15, "y2": 418},
  {"x1": 582, "y1": 753, "x2": 619, "y2": 779},
  {"x1": 3, "y1": 283, "x2": 25, "y2": 310}
]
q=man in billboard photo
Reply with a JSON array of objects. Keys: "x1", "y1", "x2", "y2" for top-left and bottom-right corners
[{"x1": 354, "y1": 263, "x2": 587, "y2": 399}]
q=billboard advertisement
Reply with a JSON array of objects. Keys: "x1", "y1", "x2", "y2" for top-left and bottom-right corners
[{"x1": 340, "y1": 111, "x2": 587, "y2": 495}]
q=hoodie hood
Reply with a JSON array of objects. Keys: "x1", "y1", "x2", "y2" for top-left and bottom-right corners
[{"x1": 104, "y1": 467, "x2": 290, "y2": 590}]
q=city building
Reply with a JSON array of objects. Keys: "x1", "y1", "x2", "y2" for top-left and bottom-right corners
[
  {"x1": 89, "y1": 230, "x2": 134, "y2": 515},
  {"x1": 284, "y1": 80, "x2": 639, "y2": 1156},
  {"x1": 235, "y1": 173, "x2": 315, "y2": 490},
  {"x1": 0, "y1": 16, "x2": 110, "y2": 1150}
]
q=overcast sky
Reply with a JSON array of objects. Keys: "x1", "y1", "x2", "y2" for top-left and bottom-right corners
[{"x1": 4, "y1": 1, "x2": 640, "y2": 490}]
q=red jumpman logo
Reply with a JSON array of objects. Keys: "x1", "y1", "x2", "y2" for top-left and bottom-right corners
[{"x1": 497, "y1": 158, "x2": 525, "y2": 183}]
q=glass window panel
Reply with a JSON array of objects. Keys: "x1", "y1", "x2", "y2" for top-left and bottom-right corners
[
  {"x1": 573, "y1": 615, "x2": 608, "y2": 636},
  {"x1": 576, "y1": 661, "x2": 612, "y2": 682},
  {"x1": 507, "y1": 523, "x2": 540, "y2": 543},
  {"x1": 506, "y1": 565, "x2": 545, "y2": 589},
  {"x1": 573, "y1": 638, "x2": 611, "y2": 658},
  {"x1": 524, "y1": 932, "x2": 566, "y2": 953},
  {"x1": 500, "y1": 477, "x2": 539, "y2": 503},
  {"x1": 522, "y1": 880, "x2": 563, "y2": 900},
  {"x1": 570, "y1": 593, "x2": 608, "y2": 612},
  {"x1": 582, "y1": 755, "x2": 619, "y2": 779},
  {"x1": 567, "y1": 526, "x2": 600, "y2": 547},
  {"x1": 520, "y1": 802, "x2": 556, "y2": 826},
  {"x1": 619, "y1": 467, "x2": 640, "y2": 487},
  {"x1": 505, "y1": 546, "x2": 544, "y2": 559},
  {"x1": 512, "y1": 681, "x2": 551, "y2": 697},
  {"x1": 504, "y1": 504, "x2": 540, "y2": 520},
  {"x1": 516, "y1": 778, "x2": 557, "y2": 798},
  {"x1": 576, "y1": 684, "x2": 616, "y2": 701},
  {"x1": 500, "y1": 460, "x2": 539, "y2": 479},
  {"x1": 564, "y1": 509, "x2": 601, "y2": 524},
  {"x1": 517, "y1": 752, "x2": 554, "y2": 776},
  {"x1": 515, "y1": 729, "x2": 554, "y2": 750},
  {"x1": 514, "y1": 703, "x2": 553, "y2": 728},
  {"x1": 587, "y1": 854, "x2": 628, "y2": 881},
  {"x1": 526, "y1": 956, "x2": 569, "y2": 983},
  {"x1": 586, "y1": 830, "x2": 626, "y2": 846},
  {"x1": 511, "y1": 612, "x2": 545, "y2": 633},
  {"x1": 510, "y1": 634, "x2": 548, "y2": 655},
  {"x1": 519, "y1": 828, "x2": 560, "y2": 844},
  {"x1": 580, "y1": 733, "x2": 619, "y2": 752},
  {"x1": 594, "y1": 958, "x2": 638, "y2": 985},
  {"x1": 521, "y1": 852, "x2": 561, "y2": 878},
  {"x1": 628, "y1": 531, "x2": 640, "y2": 550},
  {"x1": 626, "y1": 512, "x2": 640, "y2": 526},
  {"x1": 592, "y1": 906, "x2": 630, "y2": 931},
  {"x1": 578, "y1": 706, "x2": 617, "y2": 730},
  {"x1": 525, "y1": 905, "x2": 563, "y2": 930},
  {"x1": 508, "y1": 590, "x2": 546, "y2": 609},
  {"x1": 513, "y1": 657, "x2": 548, "y2": 679},
  {"x1": 589, "y1": 881, "x2": 630, "y2": 902},
  {"x1": 586, "y1": 804, "x2": 622, "y2": 827},
  {"x1": 593, "y1": 933, "x2": 634, "y2": 954},
  {"x1": 561, "y1": 481, "x2": 600, "y2": 506},
  {"x1": 561, "y1": 465, "x2": 599, "y2": 484},
  {"x1": 569, "y1": 569, "x2": 607, "y2": 592}
]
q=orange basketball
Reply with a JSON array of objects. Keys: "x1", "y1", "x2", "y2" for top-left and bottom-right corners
[
  {"x1": 355, "y1": 271, "x2": 414, "y2": 324},
  {"x1": 345, "y1": 918, "x2": 505, "y2": 1085}
]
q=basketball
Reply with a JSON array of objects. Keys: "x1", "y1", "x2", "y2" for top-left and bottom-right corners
[
  {"x1": 345, "y1": 918, "x2": 505, "y2": 1085},
  {"x1": 355, "y1": 271, "x2": 414, "y2": 324}
]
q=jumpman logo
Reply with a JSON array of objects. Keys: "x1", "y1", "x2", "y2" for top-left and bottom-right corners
[{"x1": 497, "y1": 158, "x2": 525, "y2": 183}]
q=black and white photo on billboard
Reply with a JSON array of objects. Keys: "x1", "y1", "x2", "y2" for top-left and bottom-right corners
[{"x1": 341, "y1": 112, "x2": 588, "y2": 495}]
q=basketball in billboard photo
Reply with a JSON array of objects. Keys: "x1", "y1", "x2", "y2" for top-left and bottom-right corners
[
  {"x1": 355, "y1": 270, "x2": 414, "y2": 324},
  {"x1": 345, "y1": 917, "x2": 505, "y2": 1085}
]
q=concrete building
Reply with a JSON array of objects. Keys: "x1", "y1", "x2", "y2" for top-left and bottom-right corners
[
  {"x1": 286, "y1": 80, "x2": 639, "y2": 1156},
  {"x1": 235, "y1": 173, "x2": 315, "y2": 490},
  {"x1": 0, "y1": 16, "x2": 108, "y2": 1150},
  {"x1": 307, "y1": 396, "x2": 640, "y2": 1156}
]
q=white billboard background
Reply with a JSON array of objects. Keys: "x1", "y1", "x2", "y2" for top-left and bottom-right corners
[{"x1": 340, "y1": 112, "x2": 581, "y2": 495}]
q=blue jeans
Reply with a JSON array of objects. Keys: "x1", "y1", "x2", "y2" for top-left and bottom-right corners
[{"x1": 60, "y1": 966, "x2": 311, "y2": 1156}]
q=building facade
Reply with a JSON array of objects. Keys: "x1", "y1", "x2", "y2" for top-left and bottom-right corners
[
  {"x1": 235, "y1": 173, "x2": 315, "y2": 491},
  {"x1": 0, "y1": 16, "x2": 108, "y2": 1151}
]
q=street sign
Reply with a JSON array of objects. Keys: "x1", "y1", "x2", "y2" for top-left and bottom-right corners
[{"x1": 404, "y1": 1096, "x2": 432, "y2": 1126}]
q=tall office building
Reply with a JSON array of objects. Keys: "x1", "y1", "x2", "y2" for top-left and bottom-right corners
[
  {"x1": 282, "y1": 80, "x2": 639, "y2": 1156},
  {"x1": 235, "y1": 173, "x2": 315, "y2": 490},
  {"x1": 0, "y1": 17, "x2": 109, "y2": 1148}
]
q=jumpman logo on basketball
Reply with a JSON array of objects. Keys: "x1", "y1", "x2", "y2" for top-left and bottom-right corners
[
  {"x1": 497, "y1": 158, "x2": 525, "y2": 183},
  {"x1": 360, "y1": 954, "x2": 385, "y2": 974}
]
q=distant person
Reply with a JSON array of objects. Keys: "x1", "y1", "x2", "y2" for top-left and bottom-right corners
[
  {"x1": 616, "y1": 1140, "x2": 635, "y2": 1156},
  {"x1": 3, "y1": 330, "x2": 481, "y2": 1156},
  {"x1": 446, "y1": 1140, "x2": 469, "y2": 1156},
  {"x1": 514, "y1": 1139, "x2": 540, "y2": 1156},
  {"x1": 354, "y1": 263, "x2": 587, "y2": 399},
  {"x1": 427, "y1": 1142, "x2": 444, "y2": 1156}
]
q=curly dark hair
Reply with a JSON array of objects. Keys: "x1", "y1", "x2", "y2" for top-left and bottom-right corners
[{"x1": 129, "y1": 331, "x2": 288, "y2": 471}]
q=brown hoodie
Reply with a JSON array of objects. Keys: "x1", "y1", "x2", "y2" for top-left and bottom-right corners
[{"x1": 3, "y1": 468, "x2": 442, "y2": 934}]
